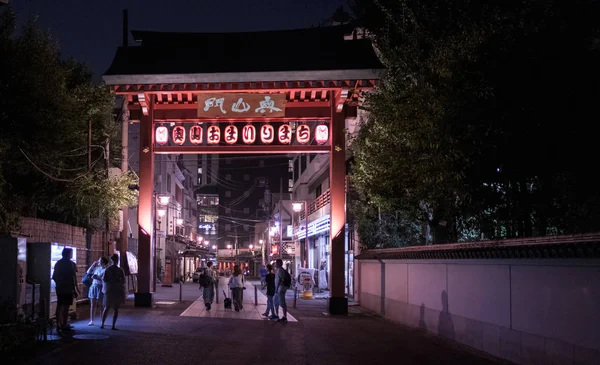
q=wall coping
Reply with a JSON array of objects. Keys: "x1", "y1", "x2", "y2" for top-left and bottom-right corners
[{"x1": 355, "y1": 232, "x2": 600, "y2": 260}]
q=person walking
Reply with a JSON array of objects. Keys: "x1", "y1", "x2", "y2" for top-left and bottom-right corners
[
  {"x1": 261, "y1": 264, "x2": 275, "y2": 318},
  {"x1": 271, "y1": 259, "x2": 291, "y2": 323},
  {"x1": 259, "y1": 265, "x2": 267, "y2": 287},
  {"x1": 52, "y1": 248, "x2": 79, "y2": 334},
  {"x1": 101, "y1": 254, "x2": 125, "y2": 330},
  {"x1": 228, "y1": 265, "x2": 244, "y2": 312},
  {"x1": 200, "y1": 261, "x2": 217, "y2": 310},
  {"x1": 86, "y1": 256, "x2": 109, "y2": 326}
]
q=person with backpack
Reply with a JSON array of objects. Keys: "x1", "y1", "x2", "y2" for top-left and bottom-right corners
[
  {"x1": 271, "y1": 259, "x2": 291, "y2": 323},
  {"x1": 199, "y1": 261, "x2": 216, "y2": 310}
]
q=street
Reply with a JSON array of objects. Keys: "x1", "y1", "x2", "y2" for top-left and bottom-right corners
[{"x1": 19, "y1": 283, "x2": 509, "y2": 365}]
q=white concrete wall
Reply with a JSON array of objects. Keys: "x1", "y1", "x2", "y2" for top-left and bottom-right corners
[{"x1": 357, "y1": 259, "x2": 600, "y2": 365}]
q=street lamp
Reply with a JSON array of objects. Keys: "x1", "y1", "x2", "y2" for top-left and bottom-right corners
[
  {"x1": 293, "y1": 201, "x2": 309, "y2": 268},
  {"x1": 176, "y1": 218, "x2": 184, "y2": 226},
  {"x1": 158, "y1": 194, "x2": 171, "y2": 206},
  {"x1": 212, "y1": 245, "x2": 216, "y2": 250},
  {"x1": 249, "y1": 244, "x2": 254, "y2": 250},
  {"x1": 157, "y1": 209, "x2": 166, "y2": 218}
]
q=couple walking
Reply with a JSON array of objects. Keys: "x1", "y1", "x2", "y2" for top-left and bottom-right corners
[
  {"x1": 86, "y1": 254, "x2": 126, "y2": 330},
  {"x1": 262, "y1": 259, "x2": 291, "y2": 323}
]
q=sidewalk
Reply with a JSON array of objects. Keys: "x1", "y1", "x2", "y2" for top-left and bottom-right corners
[{"x1": 180, "y1": 278, "x2": 298, "y2": 322}]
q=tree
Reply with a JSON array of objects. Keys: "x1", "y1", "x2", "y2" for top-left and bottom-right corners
[
  {"x1": 349, "y1": 0, "x2": 600, "y2": 244},
  {"x1": 0, "y1": 7, "x2": 137, "y2": 233}
]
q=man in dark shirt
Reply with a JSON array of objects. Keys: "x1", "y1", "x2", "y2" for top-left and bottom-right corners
[{"x1": 52, "y1": 248, "x2": 78, "y2": 333}]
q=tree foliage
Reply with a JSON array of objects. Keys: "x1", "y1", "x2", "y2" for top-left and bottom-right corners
[
  {"x1": 349, "y1": 0, "x2": 600, "y2": 245},
  {"x1": 0, "y1": 8, "x2": 137, "y2": 233}
]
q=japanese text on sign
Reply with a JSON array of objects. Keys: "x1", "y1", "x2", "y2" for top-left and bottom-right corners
[{"x1": 198, "y1": 93, "x2": 286, "y2": 117}]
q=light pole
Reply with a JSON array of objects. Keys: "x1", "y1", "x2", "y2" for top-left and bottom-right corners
[
  {"x1": 293, "y1": 201, "x2": 308, "y2": 268},
  {"x1": 155, "y1": 194, "x2": 170, "y2": 292}
]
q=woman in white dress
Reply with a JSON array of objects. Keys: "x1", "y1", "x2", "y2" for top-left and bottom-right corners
[{"x1": 86, "y1": 256, "x2": 109, "y2": 326}]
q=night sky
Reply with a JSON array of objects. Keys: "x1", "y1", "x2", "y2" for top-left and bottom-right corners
[{"x1": 11, "y1": 0, "x2": 346, "y2": 79}]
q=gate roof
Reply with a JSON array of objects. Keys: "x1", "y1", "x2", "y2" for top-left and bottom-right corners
[{"x1": 103, "y1": 24, "x2": 383, "y2": 86}]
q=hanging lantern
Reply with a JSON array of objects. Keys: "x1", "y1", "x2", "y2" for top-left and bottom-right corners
[
  {"x1": 155, "y1": 126, "x2": 168, "y2": 145},
  {"x1": 315, "y1": 124, "x2": 329, "y2": 145},
  {"x1": 172, "y1": 126, "x2": 186, "y2": 145},
  {"x1": 242, "y1": 124, "x2": 256, "y2": 144},
  {"x1": 207, "y1": 125, "x2": 221, "y2": 144},
  {"x1": 224, "y1": 124, "x2": 238, "y2": 144},
  {"x1": 261, "y1": 124, "x2": 274, "y2": 144},
  {"x1": 189, "y1": 125, "x2": 203, "y2": 144},
  {"x1": 296, "y1": 124, "x2": 311, "y2": 144},
  {"x1": 278, "y1": 124, "x2": 291, "y2": 144}
]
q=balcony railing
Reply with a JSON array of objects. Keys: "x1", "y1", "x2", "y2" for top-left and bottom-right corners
[
  {"x1": 300, "y1": 189, "x2": 330, "y2": 220},
  {"x1": 298, "y1": 176, "x2": 348, "y2": 221}
]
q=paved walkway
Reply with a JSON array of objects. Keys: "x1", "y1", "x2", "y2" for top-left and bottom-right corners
[
  {"x1": 15, "y1": 282, "x2": 510, "y2": 365},
  {"x1": 180, "y1": 278, "x2": 298, "y2": 322}
]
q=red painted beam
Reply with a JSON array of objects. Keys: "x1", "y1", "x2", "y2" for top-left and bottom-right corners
[{"x1": 154, "y1": 145, "x2": 330, "y2": 154}]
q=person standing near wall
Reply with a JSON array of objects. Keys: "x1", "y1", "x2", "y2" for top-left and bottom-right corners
[
  {"x1": 52, "y1": 248, "x2": 79, "y2": 335},
  {"x1": 101, "y1": 254, "x2": 125, "y2": 330}
]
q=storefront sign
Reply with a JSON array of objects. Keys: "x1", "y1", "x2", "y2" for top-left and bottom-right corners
[
  {"x1": 198, "y1": 93, "x2": 286, "y2": 118},
  {"x1": 154, "y1": 121, "x2": 330, "y2": 147},
  {"x1": 198, "y1": 223, "x2": 215, "y2": 230}
]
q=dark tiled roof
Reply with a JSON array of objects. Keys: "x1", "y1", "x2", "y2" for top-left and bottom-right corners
[
  {"x1": 104, "y1": 25, "x2": 383, "y2": 76},
  {"x1": 355, "y1": 233, "x2": 600, "y2": 260}
]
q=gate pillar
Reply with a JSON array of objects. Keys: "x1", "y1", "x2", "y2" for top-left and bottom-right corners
[
  {"x1": 135, "y1": 95, "x2": 155, "y2": 307},
  {"x1": 328, "y1": 96, "x2": 348, "y2": 315}
]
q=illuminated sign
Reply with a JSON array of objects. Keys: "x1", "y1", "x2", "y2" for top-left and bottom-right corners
[
  {"x1": 224, "y1": 125, "x2": 238, "y2": 144},
  {"x1": 155, "y1": 126, "x2": 168, "y2": 145},
  {"x1": 296, "y1": 214, "x2": 330, "y2": 239},
  {"x1": 172, "y1": 126, "x2": 186, "y2": 145},
  {"x1": 207, "y1": 125, "x2": 220, "y2": 144},
  {"x1": 315, "y1": 125, "x2": 329, "y2": 145},
  {"x1": 198, "y1": 223, "x2": 215, "y2": 230},
  {"x1": 190, "y1": 125, "x2": 203, "y2": 144},
  {"x1": 198, "y1": 93, "x2": 286, "y2": 118},
  {"x1": 296, "y1": 124, "x2": 310, "y2": 144},
  {"x1": 154, "y1": 121, "x2": 330, "y2": 147},
  {"x1": 261, "y1": 124, "x2": 274, "y2": 144},
  {"x1": 242, "y1": 124, "x2": 256, "y2": 144},
  {"x1": 278, "y1": 124, "x2": 291, "y2": 144}
]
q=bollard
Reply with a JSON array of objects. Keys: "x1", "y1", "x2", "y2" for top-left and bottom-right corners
[
  {"x1": 179, "y1": 280, "x2": 183, "y2": 302},
  {"x1": 293, "y1": 288, "x2": 298, "y2": 308},
  {"x1": 254, "y1": 286, "x2": 258, "y2": 306}
]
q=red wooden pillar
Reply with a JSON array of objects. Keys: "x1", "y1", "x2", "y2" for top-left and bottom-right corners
[
  {"x1": 135, "y1": 94, "x2": 155, "y2": 307},
  {"x1": 328, "y1": 94, "x2": 348, "y2": 314}
]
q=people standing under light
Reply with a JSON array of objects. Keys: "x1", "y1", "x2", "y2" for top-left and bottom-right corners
[
  {"x1": 228, "y1": 265, "x2": 244, "y2": 312},
  {"x1": 86, "y1": 256, "x2": 109, "y2": 326},
  {"x1": 101, "y1": 254, "x2": 125, "y2": 330}
]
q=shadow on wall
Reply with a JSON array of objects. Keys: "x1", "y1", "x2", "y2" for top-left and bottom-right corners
[
  {"x1": 418, "y1": 303, "x2": 427, "y2": 331},
  {"x1": 438, "y1": 290, "x2": 455, "y2": 340}
]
